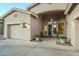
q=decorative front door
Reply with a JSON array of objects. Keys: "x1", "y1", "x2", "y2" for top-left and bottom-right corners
[{"x1": 48, "y1": 24, "x2": 52, "y2": 36}]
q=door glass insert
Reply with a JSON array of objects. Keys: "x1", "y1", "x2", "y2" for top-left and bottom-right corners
[{"x1": 44, "y1": 26, "x2": 48, "y2": 35}]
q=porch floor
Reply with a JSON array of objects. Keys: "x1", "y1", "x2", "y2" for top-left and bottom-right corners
[{"x1": 38, "y1": 37, "x2": 74, "y2": 51}]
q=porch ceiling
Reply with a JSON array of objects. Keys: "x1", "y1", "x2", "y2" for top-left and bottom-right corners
[{"x1": 39, "y1": 10, "x2": 65, "y2": 20}]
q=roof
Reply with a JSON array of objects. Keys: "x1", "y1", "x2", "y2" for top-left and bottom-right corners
[
  {"x1": 1, "y1": 7, "x2": 30, "y2": 19},
  {"x1": 1, "y1": 7, "x2": 38, "y2": 19},
  {"x1": 0, "y1": 16, "x2": 4, "y2": 22},
  {"x1": 64, "y1": 3, "x2": 78, "y2": 15},
  {"x1": 27, "y1": 3, "x2": 40, "y2": 10},
  {"x1": 64, "y1": 3, "x2": 72, "y2": 15}
]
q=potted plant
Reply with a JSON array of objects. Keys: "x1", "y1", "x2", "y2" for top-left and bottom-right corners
[
  {"x1": 35, "y1": 35, "x2": 40, "y2": 41},
  {"x1": 59, "y1": 36, "x2": 66, "y2": 44}
]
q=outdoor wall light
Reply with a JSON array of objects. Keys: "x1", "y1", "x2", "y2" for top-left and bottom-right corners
[
  {"x1": 53, "y1": 25, "x2": 56, "y2": 28},
  {"x1": 23, "y1": 23, "x2": 27, "y2": 28},
  {"x1": 24, "y1": 23, "x2": 28, "y2": 27},
  {"x1": 23, "y1": 23, "x2": 30, "y2": 29}
]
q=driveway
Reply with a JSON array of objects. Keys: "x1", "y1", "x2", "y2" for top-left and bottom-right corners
[
  {"x1": 0, "y1": 38, "x2": 79, "y2": 56},
  {"x1": 0, "y1": 34, "x2": 4, "y2": 40}
]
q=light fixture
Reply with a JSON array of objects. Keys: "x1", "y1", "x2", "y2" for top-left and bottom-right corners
[
  {"x1": 53, "y1": 25, "x2": 56, "y2": 28},
  {"x1": 24, "y1": 23, "x2": 27, "y2": 27},
  {"x1": 23, "y1": 23, "x2": 27, "y2": 28},
  {"x1": 54, "y1": 21, "x2": 56, "y2": 24},
  {"x1": 50, "y1": 18, "x2": 53, "y2": 22}
]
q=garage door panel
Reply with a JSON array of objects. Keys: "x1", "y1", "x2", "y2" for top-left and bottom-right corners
[{"x1": 10, "y1": 24, "x2": 21, "y2": 39}]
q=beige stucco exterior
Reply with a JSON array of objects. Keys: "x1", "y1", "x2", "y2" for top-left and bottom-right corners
[
  {"x1": 30, "y1": 15, "x2": 42, "y2": 39},
  {"x1": 4, "y1": 3, "x2": 67, "y2": 41},
  {"x1": 4, "y1": 11, "x2": 31, "y2": 40},
  {"x1": 3, "y1": 3, "x2": 79, "y2": 49},
  {"x1": 66, "y1": 4, "x2": 79, "y2": 48}
]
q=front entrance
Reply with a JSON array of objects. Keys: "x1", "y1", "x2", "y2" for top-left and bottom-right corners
[
  {"x1": 44, "y1": 22, "x2": 57, "y2": 37},
  {"x1": 43, "y1": 20, "x2": 65, "y2": 37},
  {"x1": 48, "y1": 24, "x2": 52, "y2": 36}
]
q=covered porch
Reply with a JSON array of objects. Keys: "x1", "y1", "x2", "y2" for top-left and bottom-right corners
[
  {"x1": 31, "y1": 10, "x2": 71, "y2": 45},
  {"x1": 38, "y1": 10, "x2": 66, "y2": 38}
]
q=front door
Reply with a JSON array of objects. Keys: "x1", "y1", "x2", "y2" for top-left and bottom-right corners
[{"x1": 48, "y1": 24, "x2": 52, "y2": 36}]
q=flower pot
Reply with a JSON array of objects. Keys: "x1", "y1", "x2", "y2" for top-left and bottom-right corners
[
  {"x1": 36, "y1": 37, "x2": 40, "y2": 41},
  {"x1": 60, "y1": 38, "x2": 65, "y2": 44}
]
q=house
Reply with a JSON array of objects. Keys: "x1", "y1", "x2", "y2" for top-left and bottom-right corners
[
  {"x1": 2, "y1": 8, "x2": 32, "y2": 40},
  {"x1": 2, "y1": 3, "x2": 79, "y2": 49}
]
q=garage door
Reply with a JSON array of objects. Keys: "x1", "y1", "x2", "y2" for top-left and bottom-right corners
[
  {"x1": 0, "y1": 23, "x2": 4, "y2": 34},
  {"x1": 9, "y1": 24, "x2": 21, "y2": 39}
]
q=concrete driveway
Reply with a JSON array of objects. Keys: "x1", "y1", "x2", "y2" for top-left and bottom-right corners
[
  {"x1": 0, "y1": 34, "x2": 4, "y2": 40},
  {"x1": 0, "y1": 39, "x2": 79, "y2": 56}
]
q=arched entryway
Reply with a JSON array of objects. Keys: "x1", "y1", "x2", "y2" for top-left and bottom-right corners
[{"x1": 38, "y1": 10, "x2": 66, "y2": 37}]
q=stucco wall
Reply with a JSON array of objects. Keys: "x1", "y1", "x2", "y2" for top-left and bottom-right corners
[
  {"x1": 75, "y1": 20, "x2": 79, "y2": 49},
  {"x1": 66, "y1": 13, "x2": 76, "y2": 47},
  {"x1": 66, "y1": 4, "x2": 79, "y2": 47},
  {"x1": 4, "y1": 11, "x2": 31, "y2": 40},
  {"x1": 29, "y1": 3, "x2": 67, "y2": 14},
  {"x1": 30, "y1": 15, "x2": 42, "y2": 40}
]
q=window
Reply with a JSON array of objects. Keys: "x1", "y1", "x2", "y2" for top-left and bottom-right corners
[
  {"x1": 44, "y1": 26, "x2": 48, "y2": 35},
  {"x1": 58, "y1": 23, "x2": 64, "y2": 34}
]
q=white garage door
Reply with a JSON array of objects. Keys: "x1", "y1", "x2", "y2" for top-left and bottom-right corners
[{"x1": 9, "y1": 24, "x2": 21, "y2": 39}]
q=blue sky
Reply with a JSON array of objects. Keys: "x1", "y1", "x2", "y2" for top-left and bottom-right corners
[{"x1": 0, "y1": 3, "x2": 31, "y2": 16}]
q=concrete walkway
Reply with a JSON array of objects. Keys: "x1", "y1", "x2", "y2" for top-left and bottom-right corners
[{"x1": 0, "y1": 38, "x2": 79, "y2": 56}]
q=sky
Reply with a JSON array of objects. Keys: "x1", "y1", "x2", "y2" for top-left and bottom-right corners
[{"x1": 0, "y1": 3, "x2": 31, "y2": 16}]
